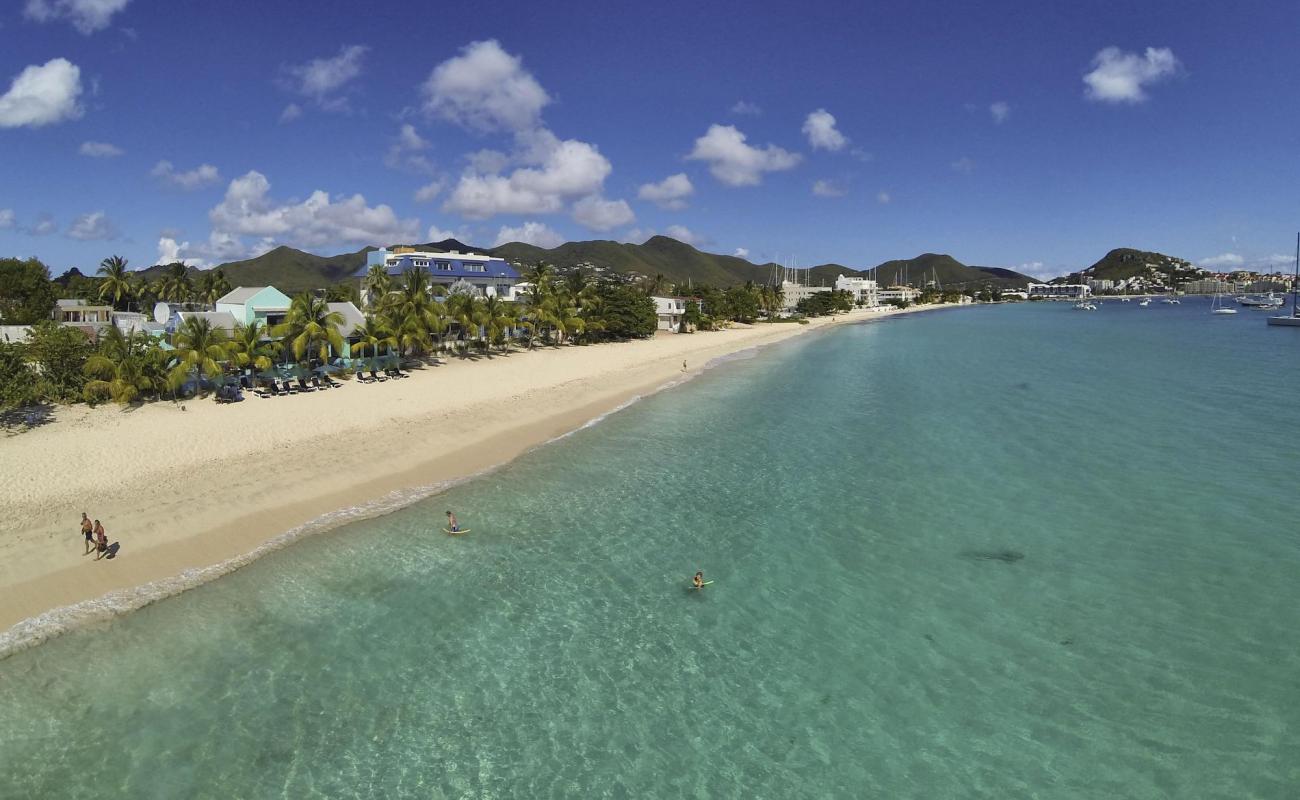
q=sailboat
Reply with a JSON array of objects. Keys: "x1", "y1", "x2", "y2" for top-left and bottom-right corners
[
  {"x1": 1210, "y1": 292, "x2": 1237, "y2": 315},
  {"x1": 1267, "y1": 233, "x2": 1300, "y2": 327}
]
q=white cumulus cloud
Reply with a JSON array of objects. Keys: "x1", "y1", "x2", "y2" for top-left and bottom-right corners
[
  {"x1": 279, "y1": 103, "x2": 302, "y2": 124},
  {"x1": 802, "y1": 109, "x2": 848, "y2": 151},
  {"x1": 283, "y1": 45, "x2": 367, "y2": 110},
  {"x1": 66, "y1": 210, "x2": 116, "y2": 241},
  {"x1": 637, "y1": 173, "x2": 694, "y2": 210},
  {"x1": 990, "y1": 101, "x2": 1010, "y2": 123},
  {"x1": 493, "y1": 221, "x2": 564, "y2": 249},
  {"x1": 207, "y1": 170, "x2": 420, "y2": 252},
  {"x1": 443, "y1": 134, "x2": 611, "y2": 219},
  {"x1": 0, "y1": 209, "x2": 14, "y2": 230},
  {"x1": 812, "y1": 179, "x2": 846, "y2": 197},
  {"x1": 731, "y1": 100, "x2": 761, "y2": 115},
  {"x1": 414, "y1": 178, "x2": 447, "y2": 203},
  {"x1": 79, "y1": 140, "x2": 123, "y2": 157},
  {"x1": 687, "y1": 124, "x2": 801, "y2": 187},
  {"x1": 151, "y1": 160, "x2": 222, "y2": 190},
  {"x1": 0, "y1": 58, "x2": 83, "y2": 129},
  {"x1": 877, "y1": 190, "x2": 891, "y2": 205},
  {"x1": 1083, "y1": 46, "x2": 1181, "y2": 103},
  {"x1": 384, "y1": 123, "x2": 435, "y2": 175},
  {"x1": 422, "y1": 39, "x2": 550, "y2": 133},
  {"x1": 24, "y1": 0, "x2": 130, "y2": 35},
  {"x1": 572, "y1": 195, "x2": 634, "y2": 232},
  {"x1": 733, "y1": 247, "x2": 749, "y2": 258},
  {"x1": 1199, "y1": 253, "x2": 1244, "y2": 269}
]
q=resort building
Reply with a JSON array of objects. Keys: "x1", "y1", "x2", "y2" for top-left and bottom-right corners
[
  {"x1": 834, "y1": 274, "x2": 879, "y2": 307},
  {"x1": 111, "y1": 311, "x2": 166, "y2": 338},
  {"x1": 780, "y1": 280, "x2": 832, "y2": 311},
  {"x1": 653, "y1": 296, "x2": 688, "y2": 332},
  {"x1": 51, "y1": 299, "x2": 112, "y2": 325},
  {"x1": 877, "y1": 286, "x2": 922, "y2": 304},
  {"x1": 170, "y1": 310, "x2": 239, "y2": 336},
  {"x1": 358, "y1": 247, "x2": 521, "y2": 305},
  {"x1": 1027, "y1": 283, "x2": 1091, "y2": 299},
  {"x1": 215, "y1": 286, "x2": 293, "y2": 328},
  {"x1": 1088, "y1": 279, "x2": 1114, "y2": 293}
]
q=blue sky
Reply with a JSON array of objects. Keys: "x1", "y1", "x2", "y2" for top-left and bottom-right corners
[{"x1": 2, "y1": 0, "x2": 1298, "y2": 278}]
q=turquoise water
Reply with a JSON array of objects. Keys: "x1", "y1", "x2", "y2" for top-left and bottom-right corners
[{"x1": 2, "y1": 300, "x2": 1298, "y2": 798}]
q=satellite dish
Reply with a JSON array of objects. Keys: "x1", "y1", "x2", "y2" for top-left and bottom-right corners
[{"x1": 153, "y1": 302, "x2": 172, "y2": 324}]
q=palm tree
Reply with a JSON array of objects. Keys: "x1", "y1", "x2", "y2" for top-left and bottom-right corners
[
  {"x1": 273, "y1": 292, "x2": 345, "y2": 366},
  {"x1": 478, "y1": 295, "x2": 516, "y2": 352},
  {"x1": 96, "y1": 255, "x2": 133, "y2": 311},
  {"x1": 194, "y1": 268, "x2": 233, "y2": 304},
  {"x1": 362, "y1": 263, "x2": 392, "y2": 308},
  {"x1": 230, "y1": 319, "x2": 276, "y2": 375},
  {"x1": 350, "y1": 315, "x2": 398, "y2": 359},
  {"x1": 381, "y1": 266, "x2": 445, "y2": 357},
  {"x1": 130, "y1": 273, "x2": 159, "y2": 313},
  {"x1": 83, "y1": 326, "x2": 156, "y2": 404},
  {"x1": 168, "y1": 315, "x2": 229, "y2": 396},
  {"x1": 157, "y1": 262, "x2": 193, "y2": 303}
]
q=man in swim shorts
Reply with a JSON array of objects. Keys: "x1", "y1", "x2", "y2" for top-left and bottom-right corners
[
  {"x1": 446, "y1": 510, "x2": 459, "y2": 533},
  {"x1": 81, "y1": 512, "x2": 94, "y2": 555}
]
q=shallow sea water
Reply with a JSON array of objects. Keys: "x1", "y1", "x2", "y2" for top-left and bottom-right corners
[{"x1": 2, "y1": 300, "x2": 1298, "y2": 798}]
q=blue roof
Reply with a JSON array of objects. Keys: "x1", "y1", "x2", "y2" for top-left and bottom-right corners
[{"x1": 353, "y1": 256, "x2": 519, "y2": 280}]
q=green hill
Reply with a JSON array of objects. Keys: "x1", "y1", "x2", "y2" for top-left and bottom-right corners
[
  {"x1": 1076, "y1": 248, "x2": 1199, "y2": 283},
  {"x1": 491, "y1": 235, "x2": 774, "y2": 286},
  {"x1": 167, "y1": 236, "x2": 1035, "y2": 293},
  {"x1": 140, "y1": 245, "x2": 374, "y2": 294},
  {"x1": 807, "y1": 253, "x2": 1034, "y2": 289}
]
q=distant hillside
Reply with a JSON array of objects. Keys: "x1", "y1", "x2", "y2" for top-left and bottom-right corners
[
  {"x1": 490, "y1": 235, "x2": 774, "y2": 286},
  {"x1": 172, "y1": 236, "x2": 1034, "y2": 292},
  {"x1": 807, "y1": 253, "x2": 1034, "y2": 290},
  {"x1": 1076, "y1": 248, "x2": 1199, "y2": 283},
  {"x1": 139, "y1": 245, "x2": 373, "y2": 294}
]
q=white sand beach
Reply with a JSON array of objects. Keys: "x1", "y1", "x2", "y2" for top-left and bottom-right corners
[{"x1": 0, "y1": 305, "x2": 941, "y2": 644}]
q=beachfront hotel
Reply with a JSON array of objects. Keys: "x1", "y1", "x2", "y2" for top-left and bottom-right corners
[
  {"x1": 1026, "y1": 282, "x2": 1091, "y2": 299},
  {"x1": 834, "y1": 274, "x2": 880, "y2": 307},
  {"x1": 359, "y1": 247, "x2": 521, "y2": 306}
]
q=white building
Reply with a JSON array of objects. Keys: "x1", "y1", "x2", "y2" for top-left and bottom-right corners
[
  {"x1": 1027, "y1": 283, "x2": 1091, "y2": 299},
  {"x1": 653, "y1": 296, "x2": 687, "y2": 332},
  {"x1": 359, "y1": 247, "x2": 521, "y2": 303},
  {"x1": 780, "y1": 280, "x2": 832, "y2": 311},
  {"x1": 1088, "y1": 279, "x2": 1114, "y2": 293},
  {"x1": 834, "y1": 274, "x2": 879, "y2": 307},
  {"x1": 877, "y1": 286, "x2": 922, "y2": 304}
]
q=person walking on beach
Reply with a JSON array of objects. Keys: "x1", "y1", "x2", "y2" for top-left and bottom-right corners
[
  {"x1": 93, "y1": 520, "x2": 108, "y2": 560},
  {"x1": 682, "y1": 360, "x2": 687, "y2": 372},
  {"x1": 80, "y1": 512, "x2": 94, "y2": 555},
  {"x1": 445, "y1": 510, "x2": 459, "y2": 533}
]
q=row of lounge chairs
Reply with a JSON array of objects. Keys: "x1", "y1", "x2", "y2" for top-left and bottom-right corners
[
  {"x1": 245, "y1": 374, "x2": 342, "y2": 398},
  {"x1": 356, "y1": 366, "x2": 410, "y2": 383}
]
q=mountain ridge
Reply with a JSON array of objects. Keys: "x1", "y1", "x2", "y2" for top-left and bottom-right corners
[{"x1": 137, "y1": 236, "x2": 1042, "y2": 292}]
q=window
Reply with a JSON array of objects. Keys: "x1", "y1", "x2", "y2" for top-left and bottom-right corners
[
  {"x1": 463, "y1": 263, "x2": 486, "y2": 273},
  {"x1": 435, "y1": 261, "x2": 452, "y2": 271},
  {"x1": 415, "y1": 260, "x2": 428, "y2": 267}
]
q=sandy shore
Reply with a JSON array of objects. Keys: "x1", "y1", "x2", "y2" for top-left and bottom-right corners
[{"x1": 0, "y1": 304, "x2": 947, "y2": 651}]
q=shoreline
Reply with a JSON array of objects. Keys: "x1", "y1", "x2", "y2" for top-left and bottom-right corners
[{"x1": 0, "y1": 303, "x2": 953, "y2": 657}]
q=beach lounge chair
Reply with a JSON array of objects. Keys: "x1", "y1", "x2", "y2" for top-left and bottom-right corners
[
  {"x1": 253, "y1": 382, "x2": 272, "y2": 398},
  {"x1": 369, "y1": 369, "x2": 387, "y2": 382},
  {"x1": 296, "y1": 377, "x2": 315, "y2": 392},
  {"x1": 355, "y1": 370, "x2": 373, "y2": 383},
  {"x1": 280, "y1": 379, "x2": 298, "y2": 395},
  {"x1": 311, "y1": 375, "x2": 324, "y2": 389}
]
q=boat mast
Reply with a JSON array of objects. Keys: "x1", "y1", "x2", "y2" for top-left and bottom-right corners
[{"x1": 1284, "y1": 230, "x2": 1294, "y2": 317}]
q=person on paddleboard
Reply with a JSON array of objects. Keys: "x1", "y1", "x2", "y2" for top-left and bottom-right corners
[
  {"x1": 445, "y1": 510, "x2": 459, "y2": 533},
  {"x1": 692, "y1": 571, "x2": 704, "y2": 589}
]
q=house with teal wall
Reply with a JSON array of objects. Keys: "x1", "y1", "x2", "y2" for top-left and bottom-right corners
[{"x1": 214, "y1": 286, "x2": 293, "y2": 327}]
